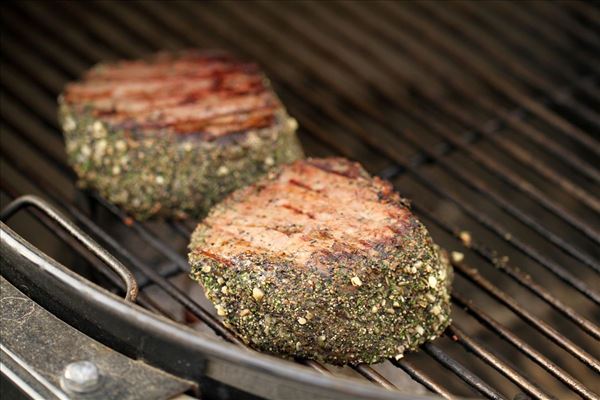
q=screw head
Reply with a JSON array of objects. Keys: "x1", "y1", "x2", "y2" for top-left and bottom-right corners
[{"x1": 61, "y1": 361, "x2": 101, "y2": 393}]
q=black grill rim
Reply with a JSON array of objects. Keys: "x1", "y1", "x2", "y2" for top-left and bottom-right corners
[{"x1": 1, "y1": 1, "x2": 599, "y2": 400}]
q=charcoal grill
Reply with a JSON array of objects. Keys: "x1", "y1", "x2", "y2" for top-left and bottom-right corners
[{"x1": 1, "y1": 1, "x2": 599, "y2": 399}]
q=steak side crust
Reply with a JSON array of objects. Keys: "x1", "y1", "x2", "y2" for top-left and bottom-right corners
[
  {"x1": 189, "y1": 158, "x2": 452, "y2": 365},
  {"x1": 59, "y1": 50, "x2": 303, "y2": 219}
]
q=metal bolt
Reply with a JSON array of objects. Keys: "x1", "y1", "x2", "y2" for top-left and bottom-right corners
[{"x1": 61, "y1": 361, "x2": 101, "y2": 393}]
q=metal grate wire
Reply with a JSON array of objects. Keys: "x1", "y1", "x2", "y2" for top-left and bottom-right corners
[{"x1": 1, "y1": 1, "x2": 599, "y2": 399}]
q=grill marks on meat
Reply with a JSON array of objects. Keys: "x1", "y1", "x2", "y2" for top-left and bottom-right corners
[
  {"x1": 59, "y1": 50, "x2": 304, "y2": 220},
  {"x1": 62, "y1": 51, "x2": 281, "y2": 138},
  {"x1": 199, "y1": 158, "x2": 413, "y2": 267},
  {"x1": 190, "y1": 158, "x2": 452, "y2": 364}
]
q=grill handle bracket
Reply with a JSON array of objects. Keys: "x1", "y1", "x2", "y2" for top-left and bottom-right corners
[
  {"x1": 1, "y1": 195, "x2": 138, "y2": 302},
  {"x1": 0, "y1": 275, "x2": 195, "y2": 400}
]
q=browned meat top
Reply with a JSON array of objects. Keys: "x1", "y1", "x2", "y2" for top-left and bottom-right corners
[
  {"x1": 197, "y1": 158, "x2": 416, "y2": 268},
  {"x1": 62, "y1": 50, "x2": 283, "y2": 139}
]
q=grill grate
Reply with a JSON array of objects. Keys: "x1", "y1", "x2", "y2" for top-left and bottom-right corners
[{"x1": 1, "y1": 1, "x2": 599, "y2": 399}]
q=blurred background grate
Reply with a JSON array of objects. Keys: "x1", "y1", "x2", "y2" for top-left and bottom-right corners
[{"x1": 1, "y1": 1, "x2": 599, "y2": 399}]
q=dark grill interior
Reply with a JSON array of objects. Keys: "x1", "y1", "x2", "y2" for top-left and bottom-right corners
[{"x1": 1, "y1": 1, "x2": 599, "y2": 399}]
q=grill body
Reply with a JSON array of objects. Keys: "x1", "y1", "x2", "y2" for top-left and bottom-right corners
[{"x1": 1, "y1": 1, "x2": 599, "y2": 400}]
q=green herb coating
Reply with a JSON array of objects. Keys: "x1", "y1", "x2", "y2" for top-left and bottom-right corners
[
  {"x1": 58, "y1": 103, "x2": 303, "y2": 220},
  {"x1": 189, "y1": 161, "x2": 452, "y2": 365}
]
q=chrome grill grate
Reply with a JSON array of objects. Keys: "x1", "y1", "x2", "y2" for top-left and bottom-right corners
[{"x1": 1, "y1": 1, "x2": 599, "y2": 399}]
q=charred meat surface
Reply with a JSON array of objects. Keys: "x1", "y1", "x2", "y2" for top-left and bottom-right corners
[
  {"x1": 189, "y1": 158, "x2": 452, "y2": 365},
  {"x1": 59, "y1": 50, "x2": 303, "y2": 219}
]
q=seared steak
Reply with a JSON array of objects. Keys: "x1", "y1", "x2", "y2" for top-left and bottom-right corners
[
  {"x1": 189, "y1": 158, "x2": 452, "y2": 365},
  {"x1": 59, "y1": 50, "x2": 303, "y2": 219}
]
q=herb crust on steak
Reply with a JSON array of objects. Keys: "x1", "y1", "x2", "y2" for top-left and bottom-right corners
[
  {"x1": 59, "y1": 50, "x2": 303, "y2": 220},
  {"x1": 189, "y1": 158, "x2": 452, "y2": 365}
]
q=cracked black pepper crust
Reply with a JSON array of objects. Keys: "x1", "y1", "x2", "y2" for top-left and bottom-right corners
[
  {"x1": 58, "y1": 51, "x2": 304, "y2": 220},
  {"x1": 188, "y1": 160, "x2": 452, "y2": 365},
  {"x1": 59, "y1": 104, "x2": 302, "y2": 219}
]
